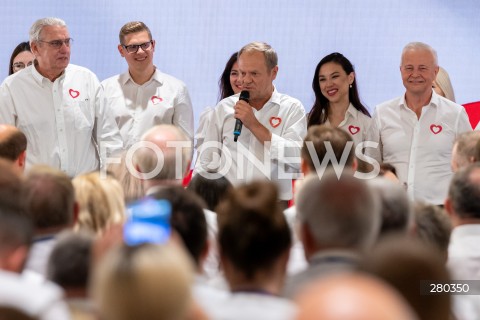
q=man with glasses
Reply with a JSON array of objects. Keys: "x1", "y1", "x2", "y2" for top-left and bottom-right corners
[
  {"x1": 101, "y1": 21, "x2": 194, "y2": 149},
  {"x1": 0, "y1": 17, "x2": 122, "y2": 177}
]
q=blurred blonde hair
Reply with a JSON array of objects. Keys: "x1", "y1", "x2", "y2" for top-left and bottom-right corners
[
  {"x1": 107, "y1": 151, "x2": 144, "y2": 203},
  {"x1": 73, "y1": 172, "x2": 125, "y2": 235},
  {"x1": 92, "y1": 243, "x2": 194, "y2": 320},
  {"x1": 435, "y1": 66, "x2": 456, "y2": 102}
]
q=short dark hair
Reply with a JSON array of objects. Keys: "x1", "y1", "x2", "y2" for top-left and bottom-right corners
[
  {"x1": 301, "y1": 125, "x2": 355, "y2": 172},
  {"x1": 448, "y1": 163, "x2": 480, "y2": 219},
  {"x1": 414, "y1": 202, "x2": 452, "y2": 259},
  {"x1": 47, "y1": 231, "x2": 93, "y2": 290},
  {"x1": 23, "y1": 166, "x2": 75, "y2": 229},
  {"x1": 0, "y1": 128, "x2": 27, "y2": 161},
  {"x1": 187, "y1": 174, "x2": 232, "y2": 211},
  {"x1": 216, "y1": 181, "x2": 291, "y2": 279},
  {"x1": 0, "y1": 158, "x2": 25, "y2": 213},
  {"x1": 151, "y1": 187, "x2": 208, "y2": 266},
  {"x1": 0, "y1": 207, "x2": 33, "y2": 254}
]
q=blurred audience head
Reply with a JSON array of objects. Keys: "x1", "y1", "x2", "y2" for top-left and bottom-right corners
[
  {"x1": 296, "y1": 170, "x2": 380, "y2": 259},
  {"x1": 414, "y1": 202, "x2": 452, "y2": 262},
  {"x1": 451, "y1": 131, "x2": 480, "y2": 172},
  {"x1": 445, "y1": 163, "x2": 480, "y2": 225},
  {"x1": 23, "y1": 165, "x2": 76, "y2": 233},
  {"x1": 107, "y1": 151, "x2": 144, "y2": 203},
  {"x1": 216, "y1": 181, "x2": 291, "y2": 292},
  {"x1": 361, "y1": 235, "x2": 450, "y2": 320},
  {"x1": 135, "y1": 125, "x2": 192, "y2": 189},
  {"x1": 368, "y1": 177, "x2": 413, "y2": 237},
  {"x1": 187, "y1": 174, "x2": 232, "y2": 212},
  {"x1": 295, "y1": 272, "x2": 418, "y2": 320},
  {"x1": 301, "y1": 125, "x2": 356, "y2": 174},
  {"x1": 47, "y1": 231, "x2": 93, "y2": 298},
  {"x1": 92, "y1": 243, "x2": 193, "y2": 320},
  {"x1": 0, "y1": 125, "x2": 27, "y2": 173},
  {"x1": 73, "y1": 171, "x2": 125, "y2": 235},
  {"x1": 152, "y1": 186, "x2": 208, "y2": 271}
]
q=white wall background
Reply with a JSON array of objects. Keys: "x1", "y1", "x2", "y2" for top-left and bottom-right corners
[{"x1": 2, "y1": 0, "x2": 480, "y2": 130}]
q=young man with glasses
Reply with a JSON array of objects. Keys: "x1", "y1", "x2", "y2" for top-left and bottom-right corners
[
  {"x1": 0, "y1": 17, "x2": 122, "y2": 177},
  {"x1": 101, "y1": 21, "x2": 194, "y2": 149}
]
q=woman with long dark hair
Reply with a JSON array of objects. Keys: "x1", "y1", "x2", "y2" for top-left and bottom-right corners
[{"x1": 308, "y1": 52, "x2": 371, "y2": 144}]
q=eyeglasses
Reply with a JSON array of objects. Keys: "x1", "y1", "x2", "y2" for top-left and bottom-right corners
[
  {"x1": 122, "y1": 40, "x2": 154, "y2": 54},
  {"x1": 38, "y1": 38, "x2": 73, "y2": 49},
  {"x1": 12, "y1": 61, "x2": 34, "y2": 71}
]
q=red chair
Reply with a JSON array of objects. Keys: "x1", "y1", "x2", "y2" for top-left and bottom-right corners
[{"x1": 462, "y1": 101, "x2": 480, "y2": 129}]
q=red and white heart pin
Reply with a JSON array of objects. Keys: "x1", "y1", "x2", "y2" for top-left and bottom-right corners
[
  {"x1": 270, "y1": 117, "x2": 282, "y2": 128},
  {"x1": 348, "y1": 125, "x2": 360, "y2": 135},
  {"x1": 69, "y1": 89, "x2": 80, "y2": 99},
  {"x1": 430, "y1": 124, "x2": 442, "y2": 134},
  {"x1": 151, "y1": 96, "x2": 163, "y2": 104}
]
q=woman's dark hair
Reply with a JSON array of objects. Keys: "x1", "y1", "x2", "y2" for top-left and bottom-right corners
[
  {"x1": 218, "y1": 52, "x2": 238, "y2": 101},
  {"x1": 308, "y1": 52, "x2": 370, "y2": 127},
  {"x1": 216, "y1": 181, "x2": 291, "y2": 280},
  {"x1": 9, "y1": 41, "x2": 31, "y2": 76},
  {"x1": 186, "y1": 174, "x2": 232, "y2": 212}
]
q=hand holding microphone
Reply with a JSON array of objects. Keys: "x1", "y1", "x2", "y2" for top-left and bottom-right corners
[{"x1": 233, "y1": 90, "x2": 250, "y2": 142}]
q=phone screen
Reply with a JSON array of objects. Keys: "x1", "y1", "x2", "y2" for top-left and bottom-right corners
[{"x1": 124, "y1": 197, "x2": 171, "y2": 246}]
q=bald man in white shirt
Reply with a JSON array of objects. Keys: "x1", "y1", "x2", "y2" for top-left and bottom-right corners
[
  {"x1": 101, "y1": 21, "x2": 194, "y2": 148},
  {"x1": 0, "y1": 17, "x2": 122, "y2": 177},
  {"x1": 366, "y1": 42, "x2": 471, "y2": 205},
  {"x1": 195, "y1": 42, "x2": 307, "y2": 202}
]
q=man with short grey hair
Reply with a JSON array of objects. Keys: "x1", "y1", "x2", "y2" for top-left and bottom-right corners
[
  {"x1": 366, "y1": 42, "x2": 471, "y2": 205},
  {"x1": 196, "y1": 41, "x2": 307, "y2": 202},
  {"x1": 0, "y1": 17, "x2": 122, "y2": 176},
  {"x1": 283, "y1": 169, "x2": 381, "y2": 298}
]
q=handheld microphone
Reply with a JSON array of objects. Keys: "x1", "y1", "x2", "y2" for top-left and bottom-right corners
[{"x1": 234, "y1": 90, "x2": 250, "y2": 142}]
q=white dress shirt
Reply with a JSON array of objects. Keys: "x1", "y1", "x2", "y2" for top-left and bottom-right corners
[
  {"x1": 195, "y1": 89, "x2": 307, "y2": 200},
  {"x1": 324, "y1": 103, "x2": 372, "y2": 146},
  {"x1": 195, "y1": 106, "x2": 214, "y2": 150},
  {"x1": 365, "y1": 91, "x2": 472, "y2": 205},
  {"x1": 0, "y1": 64, "x2": 122, "y2": 177},
  {"x1": 101, "y1": 68, "x2": 194, "y2": 148}
]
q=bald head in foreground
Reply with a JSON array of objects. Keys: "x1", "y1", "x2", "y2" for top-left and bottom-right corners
[{"x1": 295, "y1": 273, "x2": 418, "y2": 320}]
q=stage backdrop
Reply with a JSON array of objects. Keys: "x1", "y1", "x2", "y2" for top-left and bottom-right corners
[{"x1": 2, "y1": 0, "x2": 480, "y2": 131}]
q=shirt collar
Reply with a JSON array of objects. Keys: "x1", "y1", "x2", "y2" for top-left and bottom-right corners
[
  {"x1": 122, "y1": 66, "x2": 162, "y2": 86},
  {"x1": 345, "y1": 103, "x2": 358, "y2": 119},
  {"x1": 31, "y1": 62, "x2": 66, "y2": 87},
  {"x1": 399, "y1": 89, "x2": 439, "y2": 109}
]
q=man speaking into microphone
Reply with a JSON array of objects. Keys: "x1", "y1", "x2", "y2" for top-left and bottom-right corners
[{"x1": 195, "y1": 42, "x2": 307, "y2": 203}]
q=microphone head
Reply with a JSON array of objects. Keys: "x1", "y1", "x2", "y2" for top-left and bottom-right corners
[{"x1": 239, "y1": 90, "x2": 250, "y2": 102}]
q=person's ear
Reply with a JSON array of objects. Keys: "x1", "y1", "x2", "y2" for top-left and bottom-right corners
[{"x1": 118, "y1": 44, "x2": 125, "y2": 58}]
